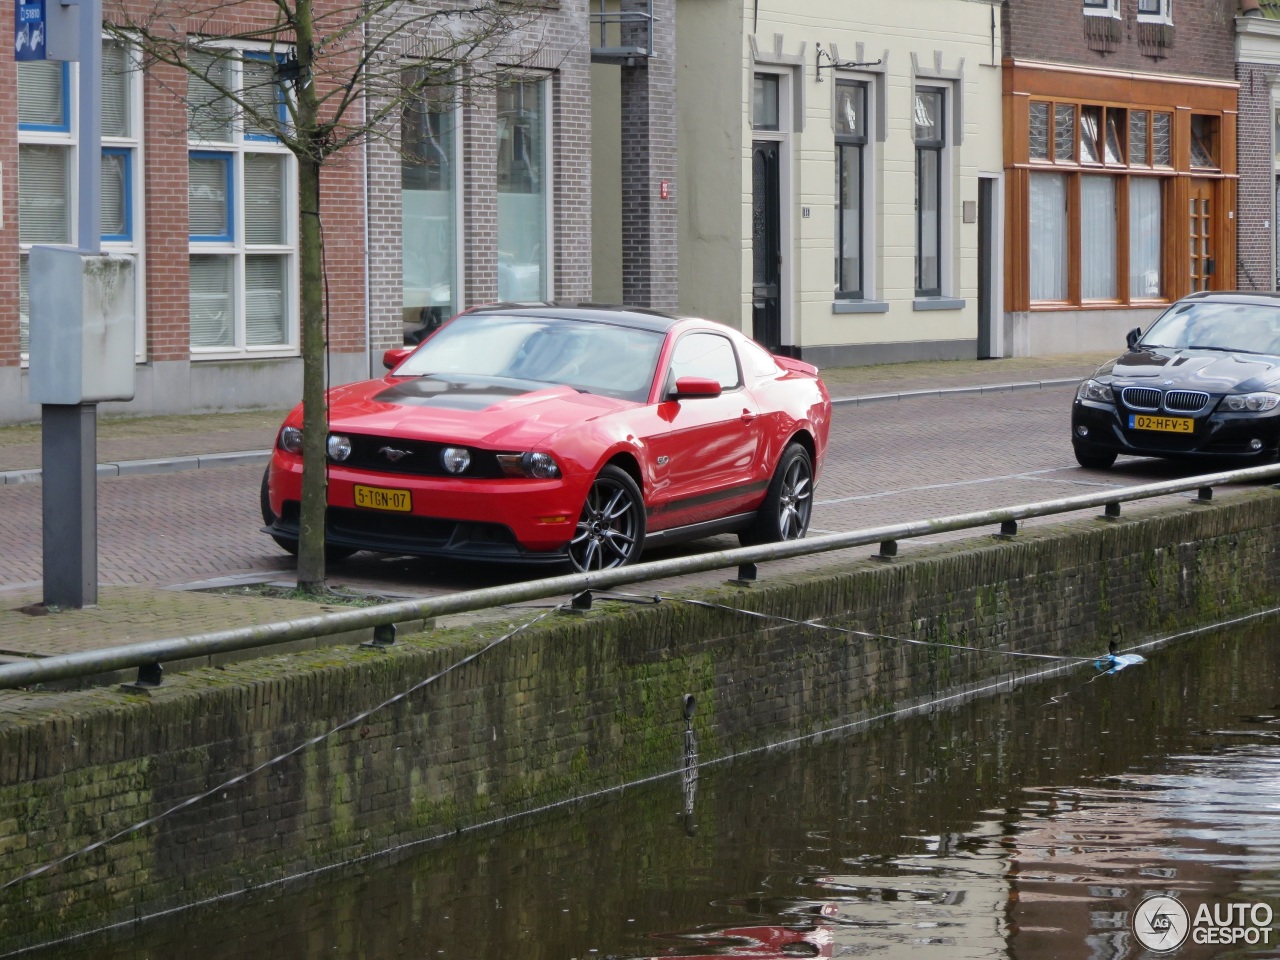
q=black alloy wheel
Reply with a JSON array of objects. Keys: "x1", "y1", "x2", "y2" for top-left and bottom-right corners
[
  {"x1": 259, "y1": 467, "x2": 355, "y2": 562},
  {"x1": 1072, "y1": 443, "x2": 1117, "y2": 470},
  {"x1": 569, "y1": 465, "x2": 646, "y2": 571},
  {"x1": 740, "y1": 442, "x2": 813, "y2": 546}
]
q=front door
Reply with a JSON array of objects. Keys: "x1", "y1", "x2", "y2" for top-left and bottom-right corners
[
  {"x1": 751, "y1": 140, "x2": 782, "y2": 351},
  {"x1": 1189, "y1": 179, "x2": 1214, "y2": 292}
]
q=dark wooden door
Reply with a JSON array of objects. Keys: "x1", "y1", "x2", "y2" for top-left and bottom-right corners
[{"x1": 751, "y1": 141, "x2": 782, "y2": 351}]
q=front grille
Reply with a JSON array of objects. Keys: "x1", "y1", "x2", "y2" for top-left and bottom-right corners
[
  {"x1": 1121, "y1": 387, "x2": 1161, "y2": 411},
  {"x1": 1164, "y1": 390, "x2": 1211, "y2": 413},
  {"x1": 335, "y1": 434, "x2": 507, "y2": 479}
]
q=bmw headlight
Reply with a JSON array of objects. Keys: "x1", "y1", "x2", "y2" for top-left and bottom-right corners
[
  {"x1": 441, "y1": 447, "x2": 472, "y2": 474},
  {"x1": 1223, "y1": 392, "x2": 1280, "y2": 412},
  {"x1": 327, "y1": 434, "x2": 352, "y2": 461},
  {"x1": 279, "y1": 426, "x2": 303, "y2": 453},
  {"x1": 496, "y1": 452, "x2": 562, "y2": 479},
  {"x1": 1076, "y1": 379, "x2": 1115, "y2": 403}
]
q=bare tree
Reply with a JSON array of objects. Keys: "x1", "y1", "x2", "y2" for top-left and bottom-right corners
[{"x1": 107, "y1": 0, "x2": 557, "y2": 592}]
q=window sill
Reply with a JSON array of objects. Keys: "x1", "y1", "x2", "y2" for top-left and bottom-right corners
[
  {"x1": 832, "y1": 300, "x2": 889, "y2": 315},
  {"x1": 912, "y1": 297, "x2": 966, "y2": 312}
]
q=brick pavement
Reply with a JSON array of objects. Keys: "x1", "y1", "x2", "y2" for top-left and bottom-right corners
[{"x1": 1, "y1": 352, "x2": 1149, "y2": 678}]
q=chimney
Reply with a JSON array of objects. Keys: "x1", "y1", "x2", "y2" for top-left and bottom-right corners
[{"x1": 1241, "y1": 0, "x2": 1263, "y2": 16}]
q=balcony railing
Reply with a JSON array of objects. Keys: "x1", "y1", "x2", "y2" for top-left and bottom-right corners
[{"x1": 590, "y1": 0, "x2": 654, "y2": 63}]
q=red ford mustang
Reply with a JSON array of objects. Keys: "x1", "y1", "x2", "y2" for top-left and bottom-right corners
[{"x1": 263, "y1": 305, "x2": 831, "y2": 571}]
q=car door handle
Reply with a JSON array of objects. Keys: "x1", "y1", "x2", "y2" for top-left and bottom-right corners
[{"x1": 741, "y1": 410, "x2": 757, "y2": 424}]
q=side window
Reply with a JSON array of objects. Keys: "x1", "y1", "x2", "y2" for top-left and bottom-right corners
[
  {"x1": 739, "y1": 339, "x2": 782, "y2": 378},
  {"x1": 669, "y1": 333, "x2": 741, "y2": 390}
]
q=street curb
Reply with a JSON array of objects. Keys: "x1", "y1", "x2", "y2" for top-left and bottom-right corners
[
  {"x1": 0, "y1": 379, "x2": 1085, "y2": 484},
  {"x1": 830, "y1": 376, "x2": 1082, "y2": 406},
  {"x1": 0, "y1": 449, "x2": 271, "y2": 486}
]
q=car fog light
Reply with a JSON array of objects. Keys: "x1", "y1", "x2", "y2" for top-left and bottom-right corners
[
  {"x1": 327, "y1": 434, "x2": 352, "y2": 461},
  {"x1": 279, "y1": 426, "x2": 303, "y2": 453},
  {"x1": 1076, "y1": 425, "x2": 1089, "y2": 438},
  {"x1": 441, "y1": 447, "x2": 471, "y2": 474},
  {"x1": 1251, "y1": 439, "x2": 1264, "y2": 451}
]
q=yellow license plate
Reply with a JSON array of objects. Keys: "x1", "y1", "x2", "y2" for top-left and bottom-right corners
[
  {"x1": 353, "y1": 484, "x2": 412, "y2": 512},
  {"x1": 1128, "y1": 414, "x2": 1194, "y2": 434}
]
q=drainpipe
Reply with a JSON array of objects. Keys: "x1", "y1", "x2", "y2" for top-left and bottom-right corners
[
  {"x1": 1241, "y1": 0, "x2": 1263, "y2": 16},
  {"x1": 362, "y1": 20, "x2": 373, "y2": 377}
]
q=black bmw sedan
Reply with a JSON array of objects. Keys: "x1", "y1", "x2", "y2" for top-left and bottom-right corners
[{"x1": 1072, "y1": 291, "x2": 1280, "y2": 469}]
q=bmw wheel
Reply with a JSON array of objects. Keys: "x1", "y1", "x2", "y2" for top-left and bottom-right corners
[
  {"x1": 740, "y1": 443, "x2": 813, "y2": 546},
  {"x1": 1072, "y1": 442, "x2": 1117, "y2": 470},
  {"x1": 569, "y1": 465, "x2": 646, "y2": 571}
]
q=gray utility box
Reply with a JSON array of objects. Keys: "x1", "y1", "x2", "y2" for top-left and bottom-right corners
[{"x1": 27, "y1": 246, "x2": 136, "y2": 405}]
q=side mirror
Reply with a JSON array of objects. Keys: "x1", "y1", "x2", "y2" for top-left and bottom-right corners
[
  {"x1": 1125, "y1": 327, "x2": 1142, "y2": 351},
  {"x1": 670, "y1": 376, "x2": 722, "y2": 399},
  {"x1": 382, "y1": 347, "x2": 413, "y2": 371}
]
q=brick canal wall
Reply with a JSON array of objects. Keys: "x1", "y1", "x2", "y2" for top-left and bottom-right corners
[{"x1": 2, "y1": 493, "x2": 1279, "y2": 953}]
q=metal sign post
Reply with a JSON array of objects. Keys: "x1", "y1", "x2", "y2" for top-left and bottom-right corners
[{"x1": 29, "y1": 0, "x2": 115, "y2": 609}]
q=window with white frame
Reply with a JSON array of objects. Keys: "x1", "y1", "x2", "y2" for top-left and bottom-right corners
[
  {"x1": 1083, "y1": 0, "x2": 1120, "y2": 16},
  {"x1": 496, "y1": 77, "x2": 552, "y2": 302},
  {"x1": 1137, "y1": 0, "x2": 1172, "y2": 24},
  {"x1": 17, "y1": 41, "x2": 142, "y2": 356},
  {"x1": 834, "y1": 79, "x2": 868, "y2": 300},
  {"x1": 187, "y1": 46, "x2": 295, "y2": 355},
  {"x1": 402, "y1": 75, "x2": 461, "y2": 340},
  {"x1": 914, "y1": 85, "x2": 946, "y2": 298}
]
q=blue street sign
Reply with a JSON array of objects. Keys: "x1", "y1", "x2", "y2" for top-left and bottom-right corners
[{"x1": 15, "y1": 0, "x2": 46, "y2": 60}]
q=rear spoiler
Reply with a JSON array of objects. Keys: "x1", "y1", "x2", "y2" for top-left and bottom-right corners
[{"x1": 774, "y1": 354, "x2": 820, "y2": 377}]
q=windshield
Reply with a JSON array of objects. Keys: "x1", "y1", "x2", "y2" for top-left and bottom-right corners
[
  {"x1": 1140, "y1": 302, "x2": 1280, "y2": 355},
  {"x1": 395, "y1": 314, "x2": 665, "y2": 403}
]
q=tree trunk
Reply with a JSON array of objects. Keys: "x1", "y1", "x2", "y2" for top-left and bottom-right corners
[{"x1": 294, "y1": 0, "x2": 327, "y2": 593}]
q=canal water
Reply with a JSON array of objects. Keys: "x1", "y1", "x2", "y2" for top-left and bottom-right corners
[{"x1": 48, "y1": 619, "x2": 1280, "y2": 959}]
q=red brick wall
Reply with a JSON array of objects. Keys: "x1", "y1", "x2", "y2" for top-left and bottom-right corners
[
  {"x1": 1003, "y1": 0, "x2": 1237, "y2": 80},
  {"x1": 0, "y1": 0, "x2": 367, "y2": 374}
]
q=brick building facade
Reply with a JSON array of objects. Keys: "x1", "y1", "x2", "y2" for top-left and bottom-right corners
[
  {"x1": 1002, "y1": 0, "x2": 1240, "y2": 355},
  {"x1": 1235, "y1": 13, "x2": 1280, "y2": 292},
  {"x1": 1, "y1": 0, "x2": 368, "y2": 423}
]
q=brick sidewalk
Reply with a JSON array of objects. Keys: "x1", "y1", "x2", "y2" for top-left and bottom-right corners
[{"x1": 0, "y1": 352, "x2": 1113, "y2": 685}]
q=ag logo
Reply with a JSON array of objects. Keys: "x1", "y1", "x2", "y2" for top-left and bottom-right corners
[{"x1": 1133, "y1": 895, "x2": 1190, "y2": 952}]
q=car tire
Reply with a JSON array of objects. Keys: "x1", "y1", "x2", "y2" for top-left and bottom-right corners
[
  {"x1": 1073, "y1": 443, "x2": 1117, "y2": 470},
  {"x1": 259, "y1": 467, "x2": 356, "y2": 562},
  {"x1": 569, "y1": 465, "x2": 646, "y2": 572},
  {"x1": 739, "y1": 442, "x2": 813, "y2": 547}
]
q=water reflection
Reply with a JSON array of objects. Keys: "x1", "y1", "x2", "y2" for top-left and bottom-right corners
[{"x1": 45, "y1": 622, "x2": 1280, "y2": 960}]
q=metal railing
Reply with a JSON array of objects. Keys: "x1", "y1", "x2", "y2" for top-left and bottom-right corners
[
  {"x1": 589, "y1": 0, "x2": 653, "y2": 63},
  {"x1": 2, "y1": 461, "x2": 1279, "y2": 691}
]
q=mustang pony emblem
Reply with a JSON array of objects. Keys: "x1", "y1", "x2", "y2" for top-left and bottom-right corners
[{"x1": 378, "y1": 446, "x2": 412, "y2": 463}]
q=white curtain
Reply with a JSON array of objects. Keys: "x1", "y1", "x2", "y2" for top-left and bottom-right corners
[
  {"x1": 1129, "y1": 178, "x2": 1162, "y2": 298},
  {"x1": 1030, "y1": 173, "x2": 1067, "y2": 301},
  {"x1": 1081, "y1": 175, "x2": 1116, "y2": 300}
]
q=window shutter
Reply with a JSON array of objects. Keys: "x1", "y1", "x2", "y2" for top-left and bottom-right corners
[
  {"x1": 242, "y1": 57, "x2": 281, "y2": 139},
  {"x1": 101, "y1": 41, "x2": 130, "y2": 138},
  {"x1": 189, "y1": 155, "x2": 230, "y2": 238},
  {"x1": 244, "y1": 153, "x2": 285, "y2": 244},
  {"x1": 245, "y1": 255, "x2": 287, "y2": 345},
  {"x1": 101, "y1": 152, "x2": 128, "y2": 238},
  {"x1": 188, "y1": 51, "x2": 234, "y2": 142},
  {"x1": 18, "y1": 144, "x2": 71, "y2": 244},
  {"x1": 19, "y1": 258, "x2": 30, "y2": 355},
  {"x1": 18, "y1": 62, "x2": 64, "y2": 127},
  {"x1": 189, "y1": 255, "x2": 235, "y2": 347}
]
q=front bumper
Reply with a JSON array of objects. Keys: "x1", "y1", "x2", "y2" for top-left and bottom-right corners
[
  {"x1": 1071, "y1": 399, "x2": 1280, "y2": 460},
  {"x1": 266, "y1": 456, "x2": 587, "y2": 562}
]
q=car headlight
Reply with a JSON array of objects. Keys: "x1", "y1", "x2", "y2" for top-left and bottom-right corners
[
  {"x1": 496, "y1": 452, "x2": 562, "y2": 479},
  {"x1": 1223, "y1": 392, "x2": 1280, "y2": 412},
  {"x1": 441, "y1": 447, "x2": 471, "y2": 474},
  {"x1": 278, "y1": 426, "x2": 303, "y2": 453},
  {"x1": 327, "y1": 434, "x2": 352, "y2": 461},
  {"x1": 1076, "y1": 379, "x2": 1115, "y2": 403}
]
